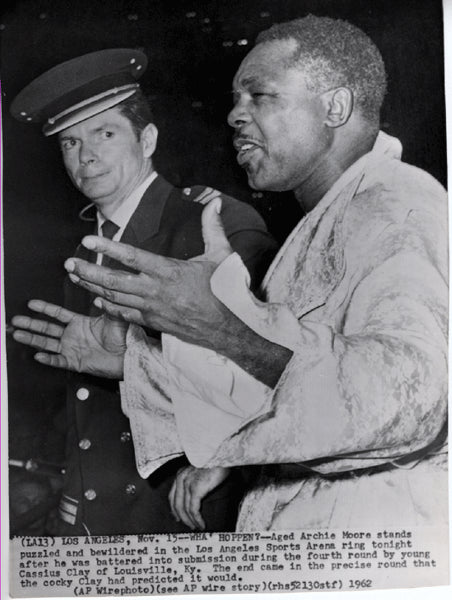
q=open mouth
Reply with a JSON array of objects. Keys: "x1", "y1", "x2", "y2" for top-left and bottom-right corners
[{"x1": 233, "y1": 137, "x2": 263, "y2": 165}]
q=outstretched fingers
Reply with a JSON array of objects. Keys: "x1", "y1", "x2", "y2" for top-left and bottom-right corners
[
  {"x1": 11, "y1": 301, "x2": 77, "y2": 339},
  {"x1": 80, "y1": 236, "x2": 164, "y2": 274},
  {"x1": 27, "y1": 300, "x2": 77, "y2": 324},
  {"x1": 65, "y1": 258, "x2": 147, "y2": 300},
  {"x1": 67, "y1": 271, "x2": 147, "y2": 313},
  {"x1": 34, "y1": 352, "x2": 69, "y2": 370},
  {"x1": 12, "y1": 329, "x2": 62, "y2": 353},
  {"x1": 11, "y1": 315, "x2": 65, "y2": 339}
]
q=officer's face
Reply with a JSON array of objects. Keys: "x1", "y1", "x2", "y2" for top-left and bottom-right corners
[
  {"x1": 58, "y1": 107, "x2": 155, "y2": 214},
  {"x1": 228, "y1": 38, "x2": 331, "y2": 194}
]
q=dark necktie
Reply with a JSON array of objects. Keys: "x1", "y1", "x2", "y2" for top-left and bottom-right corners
[
  {"x1": 101, "y1": 219, "x2": 119, "y2": 240},
  {"x1": 99, "y1": 219, "x2": 119, "y2": 269}
]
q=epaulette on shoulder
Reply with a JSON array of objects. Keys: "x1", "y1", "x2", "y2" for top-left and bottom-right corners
[{"x1": 181, "y1": 185, "x2": 222, "y2": 205}]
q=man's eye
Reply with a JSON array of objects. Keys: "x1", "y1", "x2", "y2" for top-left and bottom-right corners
[
  {"x1": 101, "y1": 131, "x2": 114, "y2": 139},
  {"x1": 251, "y1": 92, "x2": 268, "y2": 102},
  {"x1": 61, "y1": 139, "x2": 78, "y2": 150}
]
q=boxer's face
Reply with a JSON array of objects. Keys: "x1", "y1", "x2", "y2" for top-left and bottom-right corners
[{"x1": 228, "y1": 38, "x2": 331, "y2": 195}]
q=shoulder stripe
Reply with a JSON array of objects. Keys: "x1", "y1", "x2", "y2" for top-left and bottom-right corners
[
  {"x1": 193, "y1": 186, "x2": 215, "y2": 203},
  {"x1": 59, "y1": 508, "x2": 76, "y2": 525},
  {"x1": 194, "y1": 188, "x2": 222, "y2": 205},
  {"x1": 191, "y1": 187, "x2": 221, "y2": 204}
]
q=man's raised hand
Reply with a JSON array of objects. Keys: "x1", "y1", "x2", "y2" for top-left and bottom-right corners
[
  {"x1": 12, "y1": 300, "x2": 127, "y2": 378},
  {"x1": 63, "y1": 198, "x2": 235, "y2": 349}
]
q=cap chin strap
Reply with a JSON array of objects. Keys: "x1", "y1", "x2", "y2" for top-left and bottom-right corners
[
  {"x1": 43, "y1": 84, "x2": 139, "y2": 136},
  {"x1": 78, "y1": 202, "x2": 96, "y2": 222}
]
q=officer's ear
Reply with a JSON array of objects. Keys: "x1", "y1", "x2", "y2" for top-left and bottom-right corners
[
  {"x1": 322, "y1": 87, "x2": 354, "y2": 128},
  {"x1": 141, "y1": 123, "x2": 158, "y2": 158}
]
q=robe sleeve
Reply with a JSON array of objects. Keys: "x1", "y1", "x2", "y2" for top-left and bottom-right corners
[{"x1": 120, "y1": 326, "x2": 184, "y2": 478}]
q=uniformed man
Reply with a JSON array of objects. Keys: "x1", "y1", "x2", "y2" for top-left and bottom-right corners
[{"x1": 10, "y1": 49, "x2": 277, "y2": 535}]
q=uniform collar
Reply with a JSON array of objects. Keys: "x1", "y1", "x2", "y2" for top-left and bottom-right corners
[
  {"x1": 97, "y1": 171, "x2": 158, "y2": 232},
  {"x1": 119, "y1": 174, "x2": 175, "y2": 244}
]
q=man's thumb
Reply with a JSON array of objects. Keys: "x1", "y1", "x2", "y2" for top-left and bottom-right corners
[{"x1": 201, "y1": 196, "x2": 233, "y2": 264}]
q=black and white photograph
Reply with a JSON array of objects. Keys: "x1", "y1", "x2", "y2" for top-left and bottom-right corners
[{"x1": 1, "y1": 0, "x2": 450, "y2": 597}]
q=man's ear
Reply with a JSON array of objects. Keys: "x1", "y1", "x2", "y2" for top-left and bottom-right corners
[
  {"x1": 322, "y1": 87, "x2": 354, "y2": 128},
  {"x1": 141, "y1": 123, "x2": 158, "y2": 158}
]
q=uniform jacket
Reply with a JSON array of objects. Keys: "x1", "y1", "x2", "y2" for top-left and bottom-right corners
[
  {"x1": 57, "y1": 174, "x2": 277, "y2": 535},
  {"x1": 122, "y1": 134, "x2": 448, "y2": 531}
]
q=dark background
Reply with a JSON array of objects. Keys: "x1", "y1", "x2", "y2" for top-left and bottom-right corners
[{"x1": 1, "y1": 0, "x2": 446, "y2": 528}]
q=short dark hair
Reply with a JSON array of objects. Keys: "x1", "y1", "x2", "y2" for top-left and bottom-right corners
[
  {"x1": 116, "y1": 88, "x2": 154, "y2": 140},
  {"x1": 256, "y1": 15, "x2": 387, "y2": 125}
]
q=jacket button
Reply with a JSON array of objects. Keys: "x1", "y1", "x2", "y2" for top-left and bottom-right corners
[
  {"x1": 125, "y1": 484, "x2": 136, "y2": 495},
  {"x1": 182, "y1": 187, "x2": 191, "y2": 195},
  {"x1": 79, "y1": 438, "x2": 91, "y2": 450},
  {"x1": 76, "y1": 387, "x2": 90, "y2": 401},
  {"x1": 120, "y1": 431, "x2": 131, "y2": 443},
  {"x1": 84, "y1": 489, "x2": 96, "y2": 501}
]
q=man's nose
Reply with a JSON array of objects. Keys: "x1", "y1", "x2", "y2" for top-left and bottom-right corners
[
  {"x1": 227, "y1": 100, "x2": 251, "y2": 128},
  {"x1": 79, "y1": 142, "x2": 97, "y2": 165}
]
